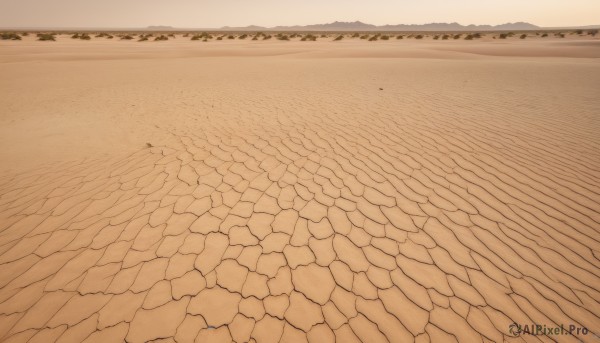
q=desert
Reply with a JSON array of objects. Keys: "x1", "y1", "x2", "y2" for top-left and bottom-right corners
[{"x1": 0, "y1": 30, "x2": 599, "y2": 342}]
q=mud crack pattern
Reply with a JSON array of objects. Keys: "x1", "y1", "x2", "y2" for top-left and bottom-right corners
[{"x1": 0, "y1": 59, "x2": 599, "y2": 343}]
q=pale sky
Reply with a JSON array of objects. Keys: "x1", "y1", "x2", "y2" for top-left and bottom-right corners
[{"x1": 1, "y1": 0, "x2": 599, "y2": 28}]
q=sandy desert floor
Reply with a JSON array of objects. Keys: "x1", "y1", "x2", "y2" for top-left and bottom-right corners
[{"x1": 0, "y1": 36, "x2": 599, "y2": 342}]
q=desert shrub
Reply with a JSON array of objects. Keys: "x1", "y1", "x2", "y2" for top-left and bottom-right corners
[
  {"x1": 520, "y1": 34, "x2": 527, "y2": 39},
  {"x1": 121, "y1": 35, "x2": 134, "y2": 40},
  {"x1": 588, "y1": 29, "x2": 598, "y2": 36},
  {"x1": 415, "y1": 34, "x2": 424, "y2": 39},
  {"x1": 453, "y1": 34, "x2": 461, "y2": 39},
  {"x1": 227, "y1": 35, "x2": 235, "y2": 39},
  {"x1": 360, "y1": 35, "x2": 369, "y2": 39},
  {"x1": 37, "y1": 33, "x2": 55, "y2": 41},
  {"x1": 396, "y1": 35, "x2": 403, "y2": 40},
  {"x1": 191, "y1": 32, "x2": 213, "y2": 40},
  {"x1": 107, "y1": 35, "x2": 114, "y2": 39},
  {"x1": 278, "y1": 35, "x2": 289, "y2": 40},
  {"x1": 80, "y1": 33, "x2": 91, "y2": 40},
  {"x1": 557, "y1": 33, "x2": 565, "y2": 38},
  {"x1": 575, "y1": 29, "x2": 583, "y2": 35},
  {"x1": 1, "y1": 33, "x2": 22, "y2": 40},
  {"x1": 321, "y1": 34, "x2": 327, "y2": 38},
  {"x1": 290, "y1": 33, "x2": 297, "y2": 38},
  {"x1": 217, "y1": 36, "x2": 223, "y2": 40},
  {"x1": 301, "y1": 34, "x2": 317, "y2": 41},
  {"x1": 368, "y1": 36, "x2": 378, "y2": 41},
  {"x1": 541, "y1": 33, "x2": 548, "y2": 37},
  {"x1": 168, "y1": 34, "x2": 175, "y2": 38},
  {"x1": 239, "y1": 34, "x2": 248, "y2": 39},
  {"x1": 183, "y1": 33, "x2": 189, "y2": 37},
  {"x1": 71, "y1": 33, "x2": 80, "y2": 39},
  {"x1": 499, "y1": 33, "x2": 508, "y2": 39},
  {"x1": 380, "y1": 35, "x2": 389, "y2": 40},
  {"x1": 464, "y1": 34, "x2": 473, "y2": 40},
  {"x1": 334, "y1": 35, "x2": 343, "y2": 41},
  {"x1": 154, "y1": 35, "x2": 168, "y2": 41},
  {"x1": 139, "y1": 36, "x2": 148, "y2": 41},
  {"x1": 433, "y1": 35, "x2": 439, "y2": 40},
  {"x1": 352, "y1": 33, "x2": 359, "y2": 38},
  {"x1": 21, "y1": 32, "x2": 29, "y2": 36},
  {"x1": 473, "y1": 33, "x2": 482, "y2": 38},
  {"x1": 442, "y1": 34, "x2": 450, "y2": 40},
  {"x1": 263, "y1": 35, "x2": 272, "y2": 40},
  {"x1": 252, "y1": 36, "x2": 258, "y2": 40}
]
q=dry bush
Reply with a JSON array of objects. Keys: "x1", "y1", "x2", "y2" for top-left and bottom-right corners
[
  {"x1": 37, "y1": 33, "x2": 56, "y2": 41},
  {"x1": 1, "y1": 33, "x2": 21, "y2": 40}
]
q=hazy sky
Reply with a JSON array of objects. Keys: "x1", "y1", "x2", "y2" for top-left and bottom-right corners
[{"x1": 1, "y1": 0, "x2": 599, "y2": 28}]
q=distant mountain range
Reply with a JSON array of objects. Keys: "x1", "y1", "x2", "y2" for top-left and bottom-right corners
[{"x1": 219, "y1": 21, "x2": 542, "y2": 31}]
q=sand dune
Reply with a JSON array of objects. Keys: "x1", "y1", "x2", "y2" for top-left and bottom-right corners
[{"x1": 0, "y1": 37, "x2": 599, "y2": 342}]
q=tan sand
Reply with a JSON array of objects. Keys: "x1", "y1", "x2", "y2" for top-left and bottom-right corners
[{"x1": 0, "y1": 35, "x2": 599, "y2": 342}]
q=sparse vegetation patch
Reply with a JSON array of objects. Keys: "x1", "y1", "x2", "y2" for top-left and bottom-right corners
[
  {"x1": 37, "y1": 33, "x2": 56, "y2": 41},
  {"x1": 300, "y1": 34, "x2": 317, "y2": 41},
  {"x1": 1, "y1": 33, "x2": 21, "y2": 40}
]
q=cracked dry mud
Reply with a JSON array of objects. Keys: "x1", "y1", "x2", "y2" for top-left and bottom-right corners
[{"x1": 0, "y1": 40, "x2": 599, "y2": 342}]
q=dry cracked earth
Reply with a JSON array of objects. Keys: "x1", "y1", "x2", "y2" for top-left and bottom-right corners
[{"x1": 0, "y1": 49, "x2": 599, "y2": 343}]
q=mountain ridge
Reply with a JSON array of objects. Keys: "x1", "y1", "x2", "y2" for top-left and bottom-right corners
[{"x1": 220, "y1": 21, "x2": 541, "y2": 31}]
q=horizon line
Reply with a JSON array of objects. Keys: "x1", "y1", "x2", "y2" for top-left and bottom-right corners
[{"x1": 2, "y1": 20, "x2": 600, "y2": 31}]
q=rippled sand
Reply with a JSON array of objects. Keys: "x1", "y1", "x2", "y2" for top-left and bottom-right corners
[{"x1": 0, "y1": 36, "x2": 599, "y2": 342}]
